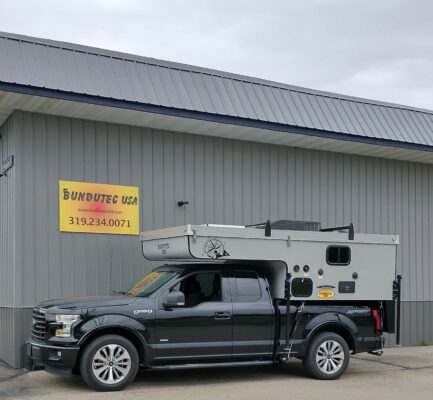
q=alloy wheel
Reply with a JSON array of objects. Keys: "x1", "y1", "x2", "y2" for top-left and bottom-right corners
[
  {"x1": 315, "y1": 339, "x2": 345, "y2": 374},
  {"x1": 91, "y1": 344, "x2": 132, "y2": 384}
]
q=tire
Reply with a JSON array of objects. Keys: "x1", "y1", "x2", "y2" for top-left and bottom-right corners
[
  {"x1": 79, "y1": 334, "x2": 139, "y2": 391},
  {"x1": 302, "y1": 332, "x2": 350, "y2": 380}
]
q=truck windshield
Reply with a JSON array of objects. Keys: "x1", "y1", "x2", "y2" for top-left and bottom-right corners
[{"x1": 128, "y1": 271, "x2": 177, "y2": 297}]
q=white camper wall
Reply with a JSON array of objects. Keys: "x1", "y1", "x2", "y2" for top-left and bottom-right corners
[{"x1": 141, "y1": 224, "x2": 398, "y2": 302}]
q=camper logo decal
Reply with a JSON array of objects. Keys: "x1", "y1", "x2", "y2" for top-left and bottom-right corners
[
  {"x1": 204, "y1": 239, "x2": 230, "y2": 259},
  {"x1": 158, "y1": 243, "x2": 170, "y2": 254},
  {"x1": 318, "y1": 289, "x2": 335, "y2": 299}
]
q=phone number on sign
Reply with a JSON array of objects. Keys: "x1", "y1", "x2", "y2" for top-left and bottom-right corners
[{"x1": 68, "y1": 217, "x2": 132, "y2": 228}]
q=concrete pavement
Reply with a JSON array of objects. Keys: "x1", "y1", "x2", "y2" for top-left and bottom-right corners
[
  {"x1": 1, "y1": 346, "x2": 432, "y2": 400},
  {"x1": 0, "y1": 361, "x2": 25, "y2": 384}
]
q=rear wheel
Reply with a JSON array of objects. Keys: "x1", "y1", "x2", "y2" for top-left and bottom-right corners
[
  {"x1": 79, "y1": 334, "x2": 139, "y2": 391},
  {"x1": 303, "y1": 332, "x2": 350, "y2": 380}
]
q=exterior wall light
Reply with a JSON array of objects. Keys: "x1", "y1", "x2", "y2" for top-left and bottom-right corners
[{"x1": 0, "y1": 155, "x2": 14, "y2": 177}]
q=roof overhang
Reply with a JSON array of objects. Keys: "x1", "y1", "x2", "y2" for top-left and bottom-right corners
[{"x1": 1, "y1": 83, "x2": 433, "y2": 164}]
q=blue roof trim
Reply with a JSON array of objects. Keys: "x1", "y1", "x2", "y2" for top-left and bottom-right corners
[{"x1": 2, "y1": 81, "x2": 433, "y2": 154}]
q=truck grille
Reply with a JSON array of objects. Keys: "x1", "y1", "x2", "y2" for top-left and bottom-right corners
[{"x1": 32, "y1": 308, "x2": 46, "y2": 342}]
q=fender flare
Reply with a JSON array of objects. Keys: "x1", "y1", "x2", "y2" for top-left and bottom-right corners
[
  {"x1": 77, "y1": 316, "x2": 153, "y2": 364},
  {"x1": 303, "y1": 313, "x2": 359, "y2": 353}
]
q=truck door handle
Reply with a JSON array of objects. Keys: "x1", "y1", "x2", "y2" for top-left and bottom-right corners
[{"x1": 214, "y1": 311, "x2": 231, "y2": 320}]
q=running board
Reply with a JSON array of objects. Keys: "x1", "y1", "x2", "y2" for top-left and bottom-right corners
[{"x1": 151, "y1": 360, "x2": 274, "y2": 370}]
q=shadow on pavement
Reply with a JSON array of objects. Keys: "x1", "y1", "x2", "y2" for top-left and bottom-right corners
[
  {"x1": 134, "y1": 360, "x2": 307, "y2": 388},
  {"x1": 38, "y1": 359, "x2": 308, "y2": 393}
]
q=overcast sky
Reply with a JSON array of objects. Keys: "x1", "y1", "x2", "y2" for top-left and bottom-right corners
[{"x1": 1, "y1": 0, "x2": 433, "y2": 110}]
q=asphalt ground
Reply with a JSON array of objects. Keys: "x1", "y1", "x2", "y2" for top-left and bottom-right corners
[{"x1": 1, "y1": 346, "x2": 432, "y2": 400}]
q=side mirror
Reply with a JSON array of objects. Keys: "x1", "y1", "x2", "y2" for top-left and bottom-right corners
[{"x1": 163, "y1": 291, "x2": 185, "y2": 308}]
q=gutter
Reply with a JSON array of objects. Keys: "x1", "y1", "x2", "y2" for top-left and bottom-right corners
[{"x1": 1, "y1": 81, "x2": 433, "y2": 154}]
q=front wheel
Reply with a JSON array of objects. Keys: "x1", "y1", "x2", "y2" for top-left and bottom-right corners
[
  {"x1": 79, "y1": 334, "x2": 139, "y2": 391},
  {"x1": 303, "y1": 332, "x2": 350, "y2": 380}
]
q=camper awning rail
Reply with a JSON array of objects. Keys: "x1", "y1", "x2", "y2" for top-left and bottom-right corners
[{"x1": 140, "y1": 224, "x2": 399, "y2": 245}]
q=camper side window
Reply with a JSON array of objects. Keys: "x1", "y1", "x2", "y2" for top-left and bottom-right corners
[{"x1": 326, "y1": 245, "x2": 351, "y2": 265}]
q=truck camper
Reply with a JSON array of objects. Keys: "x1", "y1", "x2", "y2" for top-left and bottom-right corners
[{"x1": 27, "y1": 220, "x2": 402, "y2": 391}]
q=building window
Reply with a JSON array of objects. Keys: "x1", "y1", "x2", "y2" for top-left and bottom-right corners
[{"x1": 327, "y1": 246, "x2": 351, "y2": 265}]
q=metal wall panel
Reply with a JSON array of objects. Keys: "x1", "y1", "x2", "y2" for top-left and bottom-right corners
[
  {"x1": 0, "y1": 308, "x2": 32, "y2": 368},
  {"x1": 5, "y1": 110, "x2": 433, "y2": 354},
  {"x1": 0, "y1": 114, "x2": 19, "y2": 367},
  {"x1": 0, "y1": 115, "x2": 16, "y2": 307}
]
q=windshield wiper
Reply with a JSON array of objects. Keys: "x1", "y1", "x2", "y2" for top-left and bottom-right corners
[{"x1": 112, "y1": 290, "x2": 127, "y2": 295}]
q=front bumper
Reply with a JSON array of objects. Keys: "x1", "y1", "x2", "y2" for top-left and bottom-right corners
[{"x1": 26, "y1": 339, "x2": 79, "y2": 370}]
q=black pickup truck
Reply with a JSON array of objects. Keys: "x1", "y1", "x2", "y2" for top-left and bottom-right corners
[{"x1": 26, "y1": 263, "x2": 395, "y2": 391}]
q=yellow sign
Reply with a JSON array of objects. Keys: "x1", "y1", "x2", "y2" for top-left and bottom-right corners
[
  {"x1": 59, "y1": 180, "x2": 139, "y2": 235},
  {"x1": 318, "y1": 289, "x2": 335, "y2": 299}
]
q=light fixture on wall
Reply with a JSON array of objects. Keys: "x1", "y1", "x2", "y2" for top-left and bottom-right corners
[
  {"x1": 0, "y1": 155, "x2": 14, "y2": 177},
  {"x1": 177, "y1": 200, "x2": 190, "y2": 207}
]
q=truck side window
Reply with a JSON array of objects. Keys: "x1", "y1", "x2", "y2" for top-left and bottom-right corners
[
  {"x1": 174, "y1": 273, "x2": 222, "y2": 307},
  {"x1": 235, "y1": 272, "x2": 261, "y2": 302},
  {"x1": 327, "y1": 245, "x2": 351, "y2": 265}
]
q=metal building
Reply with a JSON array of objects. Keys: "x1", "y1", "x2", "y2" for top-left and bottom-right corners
[{"x1": 1, "y1": 31, "x2": 433, "y2": 368}]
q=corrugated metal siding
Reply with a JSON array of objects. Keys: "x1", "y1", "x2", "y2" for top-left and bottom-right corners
[
  {"x1": 0, "y1": 115, "x2": 16, "y2": 307},
  {"x1": 0, "y1": 308, "x2": 32, "y2": 368},
  {"x1": 0, "y1": 115, "x2": 18, "y2": 368},
  {"x1": 10, "y1": 111, "x2": 433, "y2": 346},
  {"x1": 0, "y1": 308, "x2": 16, "y2": 367},
  {"x1": 2, "y1": 32, "x2": 433, "y2": 147}
]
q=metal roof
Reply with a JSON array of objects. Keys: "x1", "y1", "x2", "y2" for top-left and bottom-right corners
[{"x1": 1, "y1": 31, "x2": 433, "y2": 151}]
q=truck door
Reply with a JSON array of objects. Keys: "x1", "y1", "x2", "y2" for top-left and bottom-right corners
[
  {"x1": 231, "y1": 271, "x2": 275, "y2": 360},
  {"x1": 155, "y1": 271, "x2": 233, "y2": 363}
]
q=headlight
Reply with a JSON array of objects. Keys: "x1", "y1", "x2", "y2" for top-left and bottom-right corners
[{"x1": 55, "y1": 314, "x2": 80, "y2": 337}]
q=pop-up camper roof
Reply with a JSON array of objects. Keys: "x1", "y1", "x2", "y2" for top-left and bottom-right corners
[{"x1": 140, "y1": 221, "x2": 398, "y2": 301}]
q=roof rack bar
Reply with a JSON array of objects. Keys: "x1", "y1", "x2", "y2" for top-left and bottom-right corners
[
  {"x1": 320, "y1": 222, "x2": 354, "y2": 240},
  {"x1": 265, "y1": 220, "x2": 271, "y2": 237},
  {"x1": 246, "y1": 220, "x2": 272, "y2": 237},
  {"x1": 245, "y1": 222, "x2": 267, "y2": 227}
]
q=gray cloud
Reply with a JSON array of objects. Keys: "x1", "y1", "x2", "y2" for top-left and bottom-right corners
[{"x1": 1, "y1": 0, "x2": 433, "y2": 109}]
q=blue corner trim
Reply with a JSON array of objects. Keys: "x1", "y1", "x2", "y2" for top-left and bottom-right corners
[{"x1": 1, "y1": 81, "x2": 432, "y2": 154}]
